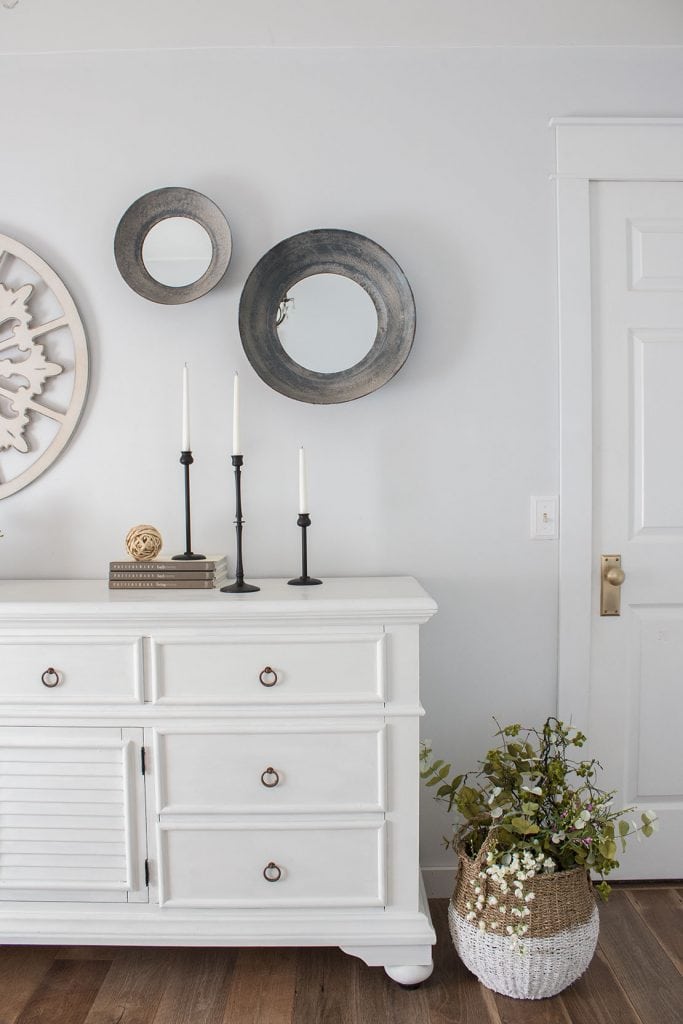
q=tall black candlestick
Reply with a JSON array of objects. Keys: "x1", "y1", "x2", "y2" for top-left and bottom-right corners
[
  {"x1": 221, "y1": 454, "x2": 260, "y2": 593},
  {"x1": 288, "y1": 513, "x2": 322, "y2": 586},
  {"x1": 172, "y1": 450, "x2": 205, "y2": 560}
]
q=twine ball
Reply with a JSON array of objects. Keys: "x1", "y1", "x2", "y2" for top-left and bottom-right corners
[{"x1": 125, "y1": 524, "x2": 163, "y2": 561}]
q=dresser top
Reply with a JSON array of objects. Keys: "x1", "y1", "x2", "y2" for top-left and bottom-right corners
[{"x1": 0, "y1": 577, "x2": 437, "y2": 624}]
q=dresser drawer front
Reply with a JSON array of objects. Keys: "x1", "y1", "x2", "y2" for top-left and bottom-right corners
[
  {"x1": 154, "y1": 724, "x2": 386, "y2": 815},
  {"x1": 150, "y1": 634, "x2": 385, "y2": 704},
  {"x1": 158, "y1": 822, "x2": 385, "y2": 908},
  {"x1": 0, "y1": 638, "x2": 143, "y2": 703}
]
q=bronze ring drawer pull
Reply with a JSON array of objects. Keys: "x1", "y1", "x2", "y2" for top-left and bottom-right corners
[
  {"x1": 259, "y1": 666, "x2": 278, "y2": 687},
  {"x1": 41, "y1": 667, "x2": 60, "y2": 688},
  {"x1": 263, "y1": 861, "x2": 282, "y2": 882},
  {"x1": 261, "y1": 767, "x2": 280, "y2": 788}
]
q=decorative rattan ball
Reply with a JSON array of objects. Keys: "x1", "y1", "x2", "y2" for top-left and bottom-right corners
[{"x1": 125, "y1": 524, "x2": 163, "y2": 561}]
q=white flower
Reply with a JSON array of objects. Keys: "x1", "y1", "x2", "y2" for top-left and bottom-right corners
[
  {"x1": 490, "y1": 922, "x2": 499, "y2": 930},
  {"x1": 531, "y1": 786, "x2": 543, "y2": 796},
  {"x1": 551, "y1": 831, "x2": 565, "y2": 844},
  {"x1": 499, "y1": 906, "x2": 507, "y2": 915},
  {"x1": 490, "y1": 806, "x2": 504, "y2": 819},
  {"x1": 506, "y1": 925, "x2": 514, "y2": 935},
  {"x1": 466, "y1": 911, "x2": 476, "y2": 921},
  {"x1": 525, "y1": 892, "x2": 535, "y2": 903},
  {"x1": 478, "y1": 919, "x2": 486, "y2": 932}
]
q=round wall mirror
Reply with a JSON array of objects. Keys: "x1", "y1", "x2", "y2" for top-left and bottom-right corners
[
  {"x1": 276, "y1": 273, "x2": 378, "y2": 374},
  {"x1": 239, "y1": 229, "x2": 415, "y2": 404},
  {"x1": 114, "y1": 187, "x2": 232, "y2": 304},
  {"x1": 141, "y1": 216, "x2": 213, "y2": 287}
]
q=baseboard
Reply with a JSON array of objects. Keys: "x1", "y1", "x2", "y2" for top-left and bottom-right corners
[{"x1": 421, "y1": 866, "x2": 457, "y2": 898}]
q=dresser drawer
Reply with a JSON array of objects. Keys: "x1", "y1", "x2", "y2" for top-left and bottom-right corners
[
  {"x1": 154, "y1": 723, "x2": 385, "y2": 815},
  {"x1": 158, "y1": 821, "x2": 385, "y2": 908},
  {"x1": 150, "y1": 634, "x2": 386, "y2": 704},
  {"x1": 0, "y1": 638, "x2": 143, "y2": 703}
]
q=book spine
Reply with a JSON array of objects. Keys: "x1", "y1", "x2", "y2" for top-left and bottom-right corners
[
  {"x1": 109, "y1": 579, "x2": 224, "y2": 590},
  {"x1": 109, "y1": 572, "x2": 218, "y2": 581},
  {"x1": 109, "y1": 561, "x2": 226, "y2": 573}
]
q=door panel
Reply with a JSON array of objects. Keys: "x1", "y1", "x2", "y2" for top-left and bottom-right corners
[
  {"x1": 0, "y1": 726, "x2": 148, "y2": 902},
  {"x1": 589, "y1": 181, "x2": 683, "y2": 876}
]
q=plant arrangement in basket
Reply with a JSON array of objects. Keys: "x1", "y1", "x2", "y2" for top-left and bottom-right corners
[{"x1": 421, "y1": 718, "x2": 657, "y2": 952}]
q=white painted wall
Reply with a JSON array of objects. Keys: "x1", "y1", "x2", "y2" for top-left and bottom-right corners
[{"x1": 1, "y1": 21, "x2": 683, "y2": 888}]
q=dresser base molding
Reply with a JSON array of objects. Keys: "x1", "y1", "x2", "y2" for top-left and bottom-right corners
[{"x1": 0, "y1": 905, "x2": 435, "y2": 981}]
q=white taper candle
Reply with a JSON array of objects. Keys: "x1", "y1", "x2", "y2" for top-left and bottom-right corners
[
  {"x1": 232, "y1": 372, "x2": 241, "y2": 455},
  {"x1": 181, "y1": 363, "x2": 190, "y2": 450},
  {"x1": 298, "y1": 446, "x2": 308, "y2": 514}
]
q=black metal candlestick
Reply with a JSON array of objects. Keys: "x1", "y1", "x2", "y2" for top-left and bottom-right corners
[
  {"x1": 288, "y1": 513, "x2": 322, "y2": 586},
  {"x1": 172, "y1": 450, "x2": 205, "y2": 560},
  {"x1": 221, "y1": 454, "x2": 260, "y2": 593}
]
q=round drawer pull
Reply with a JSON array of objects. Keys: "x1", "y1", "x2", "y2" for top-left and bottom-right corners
[
  {"x1": 263, "y1": 861, "x2": 282, "y2": 882},
  {"x1": 259, "y1": 666, "x2": 278, "y2": 687},
  {"x1": 260, "y1": 766, "x2": 280, "y2": 788},
  {"x1": 41, "y1": 667, "x2": 60, "y2": 688}
]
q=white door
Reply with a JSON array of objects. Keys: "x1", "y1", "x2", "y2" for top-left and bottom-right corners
[{"x1": 580, "y1": 180, "x2": 683, "y2": 878}]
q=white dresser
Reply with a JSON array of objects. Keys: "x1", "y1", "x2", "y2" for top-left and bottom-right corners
[{"x1": 0, "y1": 577, "x2": 437, "y2": 985}]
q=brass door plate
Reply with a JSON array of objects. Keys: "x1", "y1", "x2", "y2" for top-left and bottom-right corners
[{"x1": 601, "y1": 554, "x2": 623, "y2": 616}]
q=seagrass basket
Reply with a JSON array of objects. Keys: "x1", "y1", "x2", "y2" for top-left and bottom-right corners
[{"x1": 448, "y1": 834, "x2": 599, "y2": 999}]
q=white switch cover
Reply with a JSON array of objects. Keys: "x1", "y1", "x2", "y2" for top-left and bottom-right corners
[{"x1": 530, "y1": 496, "x2": 559, "y2": 539}]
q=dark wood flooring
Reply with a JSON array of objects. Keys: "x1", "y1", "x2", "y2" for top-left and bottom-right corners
[{"x1": 0, "y1": 889, "x2": 681, "y2": 1023}]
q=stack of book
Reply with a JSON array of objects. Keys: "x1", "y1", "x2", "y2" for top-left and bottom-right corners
[{"x1": 109, "y1": 555, "x2": 229, "y2": 590}]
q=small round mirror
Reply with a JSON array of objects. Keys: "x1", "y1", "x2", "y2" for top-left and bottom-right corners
[
  {"x1": 141, "y1": 217, "x2": 213, "y2": 287},
  {"x1": 276, "y1": 273, "x2": 378, "y2": 374},
  {"x1": 114, "y1": 187, "x2": 232, "y2": 304}
]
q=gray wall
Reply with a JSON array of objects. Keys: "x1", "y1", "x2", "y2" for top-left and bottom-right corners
[{"x1": 2, "y1": 39, "x2": 683, "y2": 883}]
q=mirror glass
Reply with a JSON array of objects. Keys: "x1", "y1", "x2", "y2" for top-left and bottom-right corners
[
  {"x1": 141, "y1": 217, "x2": 213, "y2": 287},
  {"x1": 276, "y1": 273, "x2": 378, "y2": 374}
]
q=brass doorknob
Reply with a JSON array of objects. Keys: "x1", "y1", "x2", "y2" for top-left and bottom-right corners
[{"x1": 605, "y1": 566, "x2": 625, "y2": 587}]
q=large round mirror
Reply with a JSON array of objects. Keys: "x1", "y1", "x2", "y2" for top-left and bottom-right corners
[
  {"x1": 239, "y1": 229, "x2": 415, "y2": 404},
  {"x1": 114, "y1": 187, "x2": 232, "y2": 304},
  {"x1": 141, "y1": 216, "x2": 213, "y2": 287},
  {"x1": 276, "y1": 273, "x2": 378, "y2": 373}
]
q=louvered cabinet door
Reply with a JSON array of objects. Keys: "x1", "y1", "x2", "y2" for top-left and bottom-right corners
[{"x1": 0, "y1": 727, "x2": 148, "y2": 903}]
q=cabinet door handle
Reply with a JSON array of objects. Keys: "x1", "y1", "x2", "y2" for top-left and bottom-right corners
[
  {"x1": 259, "y1": 666, "x2": 278, "y2": 687},
  {"x1": 260, "y1": 767, "x2": 280, "y2": 788},
  {"x1": 263, "y1": 861, "x2": 282, "y2": 882},
  {"x1": 41, "y1": 667, "x2": 61, "y2": 688}
]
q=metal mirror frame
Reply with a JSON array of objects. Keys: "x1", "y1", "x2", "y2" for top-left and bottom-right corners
[
  {"x1": 239, "y1": 229, "x2": 416, "y2": 404},
  {"x1": 114, "y1": 187, "x2": 232, "y2": 304}
]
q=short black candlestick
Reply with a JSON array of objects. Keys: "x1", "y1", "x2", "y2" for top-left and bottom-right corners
[
  {"x1": 172, "y1": 450, "x2": 205, "y2": 560},
  {"x1": 221, "y1": 454, "x2": 260, "y2": 594},
  {"x1": 288, "y1": 513, "x2": 322, "y2": 586}
]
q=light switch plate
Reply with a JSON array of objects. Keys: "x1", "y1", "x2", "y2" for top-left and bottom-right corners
[{"x1": 530, "y1": 496, "x2": 559, "y2": 539}]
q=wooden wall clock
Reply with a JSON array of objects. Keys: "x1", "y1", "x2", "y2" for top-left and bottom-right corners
[{"x1": 0, "y1": 234, "x2": 88, "y2": 499}]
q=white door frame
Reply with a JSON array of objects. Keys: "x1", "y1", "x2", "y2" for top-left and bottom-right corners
[{"x1": 555, "y1": 118, "x2": 683, "y2": 725}]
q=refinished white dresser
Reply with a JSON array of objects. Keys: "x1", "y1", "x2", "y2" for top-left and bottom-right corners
[{"x1": 0, "y1": 577, "x2": 437, "y2": 984}]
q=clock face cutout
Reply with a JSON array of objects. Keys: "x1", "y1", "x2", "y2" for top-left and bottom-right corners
[{"x1": 0, "y1": 234, "x2": 88, "y2": 499}]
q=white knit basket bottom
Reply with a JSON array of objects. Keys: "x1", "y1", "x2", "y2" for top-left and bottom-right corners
[{"x1": 448, "y1": 900, "x2": 599, "y2": 1000}]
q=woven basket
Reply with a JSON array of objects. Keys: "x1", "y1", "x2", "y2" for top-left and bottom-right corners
[{"x1": 449, "y1": 833, "x2": 599, "y2": 999}]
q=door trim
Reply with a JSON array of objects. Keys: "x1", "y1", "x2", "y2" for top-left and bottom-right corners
[{"x1": 555, "y1": 118, "x2": 683, "y2": 725}]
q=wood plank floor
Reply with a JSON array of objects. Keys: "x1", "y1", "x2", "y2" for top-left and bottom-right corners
[{"x1": 0, "y1": 890, "x2": 680, "y2": 1024}]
